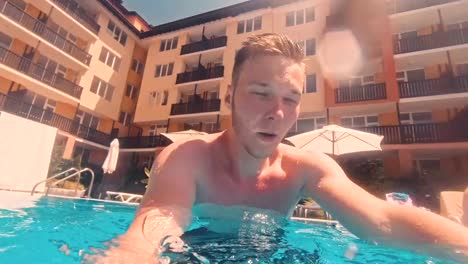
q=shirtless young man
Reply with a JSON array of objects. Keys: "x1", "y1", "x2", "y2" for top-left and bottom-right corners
[{"x1": 92, "y1": 33, "x2": 468, "y2": 263}]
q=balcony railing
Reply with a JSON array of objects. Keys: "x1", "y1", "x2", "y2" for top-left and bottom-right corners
[
  {"x1": 386, "y1": 0, "x2": 459, "y2": 14},
  {"x1": 171, "y1": 99, "x2": 221, "y2": 116},
  {"x1": 52, "y1": 0, "x2": 100, "y2": 34},
  {"x1": 399, "y1": 76, "x2": 468, "y2": 98},
  {"x1": 358, "y1": 122, "x2": 468, "y2": 144},
  {"x1": 183, "y1": 123, "x2": 221, "y2": 134},
  {"x1": 0, "y1": 0, "x2": 92, "y2": 65},
  {"x1": 181, "y1": 36, "x2": 228, "y2": 55},
  {"x1": 0, "y1": 46, "x2": 83, "y2": 98},
  {"x1": 0, "y1": 93, "x2": 111, "y2": 145},
  {"x1": 176, "y1": 65, "x2": 224, "y2": 84},
  {"x1": 394, "y1": 28, "x2": 468, "y2": 54},
  {"x1": 335, "y1": 83, "x2": 387, "y2": 103},
  {"x1": 118, "y1": 135, "x2": 170, "y2": 149}
]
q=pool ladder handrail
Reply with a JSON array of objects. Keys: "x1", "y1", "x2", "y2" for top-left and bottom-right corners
[{"x1": 30, "y1": 167, "x2": 95, "y2": 198}]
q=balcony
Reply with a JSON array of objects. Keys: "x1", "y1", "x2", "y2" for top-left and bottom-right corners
[
  {"x1": 394, "y1": 28, "x2": 468, "y2": 55},
  {"x1": 51, "y1": 0, "x2": 100, "y2": 34},
  {"x1": 118, "y1": 135, "x2": 170, "y2": 149},
  {"x1": 399, "y1": 76, "x2": 468, "y2": 98},
  {"x1": 181, "y1": 36, "x2": 227, "y2": 55},
  {"x1": 335, "y1": 83, "x2": 387, "y2": 103},
  {"x1": 358, "y1": 121, "x2": 468, "y2": 144},
  {"x1": 0, "y1": 46, "x2": 83, "y2": 99},
  {"x1": 0, "y1": 94, "x2": 111, "y2": 145},
  {"x1": 387, "y1": 0, "x2": 459, "y2": 14},
  {"x1": 183, "y1": 122, "x2": 220, "y2": 134},
  {"x1": 0, "y1": 0, "x2": 92, "y2": 65},
  {"x1": 170, "y1": 99, "x2": 221, "y2": 116},
  {"x1": 176, "y1": 65, "x2": 224, "y2": 85}
]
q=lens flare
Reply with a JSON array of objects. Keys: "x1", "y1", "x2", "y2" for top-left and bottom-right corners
[{"x1": 318, "y1": 30, "x2": 363, "y2": 82}]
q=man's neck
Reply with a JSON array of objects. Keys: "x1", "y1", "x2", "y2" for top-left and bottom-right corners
[{"x1": 221, "y1": 129, "x2": 276, "y2": 181}]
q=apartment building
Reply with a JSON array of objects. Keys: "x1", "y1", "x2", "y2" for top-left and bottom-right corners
[
  {"x1": 0, "y1": 0, "x2": 467, "y2": 191},
  {"x1": 0, "y1": 0, "x2": 149, "y2": 168}
]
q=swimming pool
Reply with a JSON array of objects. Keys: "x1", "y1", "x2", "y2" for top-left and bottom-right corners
[{"x1": 0, "y1": 194, "x2": 456, "y2": 263}]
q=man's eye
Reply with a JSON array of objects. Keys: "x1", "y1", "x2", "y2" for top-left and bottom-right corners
[
  {"x1": 284, "y1": 97, "x2": 298, "y2": 104},
  {"x1": 253, "y1": 92, "x2": 268, "y2": 97}
]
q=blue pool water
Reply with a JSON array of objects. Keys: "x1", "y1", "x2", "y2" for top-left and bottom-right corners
[{"x1": 0, "y1": 196, "x2": 458, "y2": 263}]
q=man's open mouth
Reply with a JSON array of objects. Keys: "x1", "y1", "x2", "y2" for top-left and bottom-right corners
[{"x1": 256, "y1": 132, "x2": 278, "y2": 141}]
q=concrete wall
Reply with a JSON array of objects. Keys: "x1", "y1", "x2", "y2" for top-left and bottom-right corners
[{"x1": 0, "y1": 112, "x2": 56, "y2": 192}]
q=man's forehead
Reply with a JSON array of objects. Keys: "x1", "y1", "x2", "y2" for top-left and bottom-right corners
[{"x1": 240, "y1": 56, "x2": 304, "y2": 80}]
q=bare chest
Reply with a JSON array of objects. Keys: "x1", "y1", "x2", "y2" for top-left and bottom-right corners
[{"x1": 195, "y1": 170, "x2": 303, "y2": 215}]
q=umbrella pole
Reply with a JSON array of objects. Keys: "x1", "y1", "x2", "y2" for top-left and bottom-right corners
[{"x1": 332, "y1": 131, "x2": 335, "y2": 156}]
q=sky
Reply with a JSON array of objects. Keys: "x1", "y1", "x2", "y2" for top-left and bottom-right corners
[{"x1": 122, "y1": 0, "x2": 248, "y2": 26}]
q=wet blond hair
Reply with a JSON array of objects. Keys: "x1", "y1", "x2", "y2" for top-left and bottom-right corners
[{"x1": 232, "y1": 33, "x2": 305, "y2": 86}]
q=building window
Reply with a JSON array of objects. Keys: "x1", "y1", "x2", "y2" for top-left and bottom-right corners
[
  {"x1": 341, "y1": 115, "x2": 379, "y2": 128},
  {"x1": 90, "y1": 77, "x2": 114, "y2": 101},
  {"x1": 131, "y1": 59, "x2": 144, "y2": 74},
  {"x1": 400, "y1": 112, "x2": 432, "y2": 124},
  {"x1": 0, "y1": 31, "x2": 12, "y2": 49},
  {"x1": 162, "y1": 90, "x2": 169, "y2": 105},
  {"x1": 457, "y1": 63, "x2": 468, "y2": 76},
  {"x1": 362, "y1": 75, "x2": 375, "y2": 84},
  {"x1": 304, "y1": 74, "x2": 317, "y2": 93},
  {"x1": 125, "y1": 84, "x2": 139, "y2": 100},
  {"x1": 34, "y1": 55, "x2": 69, "y2": 78},
  {"x1": 75, "y1": 110, "x2": 99, "y2": 129},
  {"x1": 119, "y1": 112, "x2": 132, "y2": 126},
  {"x1": 297, "y1": 39, "x2": 316, "y2": 56},
  {"x1": 160, "y1": 36, "x2": 179, "y2": 52},
  {"x1": 155, "y1": 63, "x2": 174, "y2": 77},
  {"x1": 148, "y1": 123, "x2": 167, "y2": 136},
  {"x1": 416, "y1": 159, "x2": 441, "y2": 177},
  {"x1": 290, "y1": 117, "x2": 327, "y2": 133},
  {"x1": 148, "y1": 91, "x2": 169, "y2": 106},
  {"x1": 9, "y1": 0, "x2": 26, "y2": 10},
  {"x1": 237, "y1": 16, "x2": 262, "y2": 34},
  {"x1": 406, "y1": 69, "x2": 425, "y2": 81},
  {"x1": 99, "y1": 47, "x2": 121, "y2": 71},
  {"x1": 107, "y1": 20, "x2": 127, "y2": 46},
  {"x1": 286, "y1": 7, "x2": 314, "y2": 27}
]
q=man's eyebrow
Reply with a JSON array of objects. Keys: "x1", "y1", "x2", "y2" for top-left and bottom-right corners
[{"x1": 249, "y1": 81, "x2": 301, "y2": 95}]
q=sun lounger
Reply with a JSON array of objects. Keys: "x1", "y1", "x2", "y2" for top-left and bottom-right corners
[{"x1": 105, "y1": 191, "x2": 143, "y2": 203}]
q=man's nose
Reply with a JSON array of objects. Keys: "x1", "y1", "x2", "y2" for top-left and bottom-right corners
[{"x1": 266, "y1": 99, "x2": 285, "y2": 121}]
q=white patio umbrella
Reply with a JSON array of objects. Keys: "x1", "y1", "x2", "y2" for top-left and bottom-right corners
[
  {"x1": 102, "y1": 138, "x2": 119, "y2": 174},
  {"x1": 286, "y1": 125, "x2": 383, "y2": 156},
  {"x1": 161, "y1": 129, "x2": 208, "y2": 143}
]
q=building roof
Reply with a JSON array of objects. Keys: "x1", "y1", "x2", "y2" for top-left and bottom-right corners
[
  {"x1": 97, "y1": 0, "x2": 151, "y2": 35},
  {"x1": 98, "y1": 0, "x2": 303, "y2": 39},
  {"x1": 140, "y1": 0, "x2": 303, "y2": 38}
]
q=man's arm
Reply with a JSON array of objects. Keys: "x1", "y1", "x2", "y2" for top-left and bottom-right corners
[
  {"x1": 301, "y1": 151, "x2": 468, "y2": 261},
  {"x1": 87, "y1": 141, "x2": 200, "y2": 263}
]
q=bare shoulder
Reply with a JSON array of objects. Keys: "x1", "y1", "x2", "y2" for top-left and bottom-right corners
[
  {"x1": 279, "y1": 144, "x2": 346, "y2": 184},
  {"x1": 140, "y1": 135, "x2": 220, "y2": 210},
  {"x1": 156, "y1": 133, "x2": 218, "y2": 165}
]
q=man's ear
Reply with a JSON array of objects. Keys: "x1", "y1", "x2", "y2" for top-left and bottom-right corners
[{"x1": 224, "y1": 84, "x2": 233, "y2": 111}]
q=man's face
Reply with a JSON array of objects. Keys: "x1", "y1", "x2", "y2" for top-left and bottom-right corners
[{"x1": 228, "y1": 54, "x2": 304, "y2": 159}]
